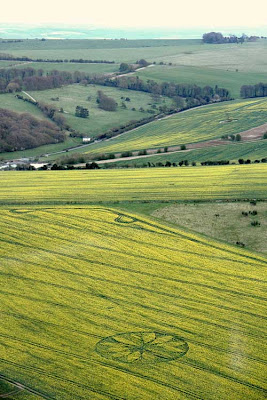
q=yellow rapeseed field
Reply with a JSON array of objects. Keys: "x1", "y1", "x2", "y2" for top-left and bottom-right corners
[
  {"x1": 0, "y1": 164, "x2": 266, "y2": 205},
  {"x1": 0, "y1": 206, "x2": 266, "y2": 399}
]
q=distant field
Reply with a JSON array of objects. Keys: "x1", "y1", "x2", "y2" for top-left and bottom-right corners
[
  {"x1": 84, "y1": 98, "x2": 267, "y2": 155},
  {"x1": 103, "y1": 140, "x2": 267, "y2": 167},
  {"x1": 0, "y1": 38, "x2": 200, "y2": 51},
  {"x1": 27, "y1": 84, "x2": 172, "y2": 137},
  {"x1": 0, "y1": 93, "x2": 47, "y2": 119},
  {"x1": 14, "y1": 61, "x2": 120, "y2": 75},
  {"x1": 1, "y1": 40, "x2": 266, "y2": 73},
  {"x1": 170, "y1": 40, "x2": 267, "y2": 73},
  {"x1": 133, "y1": 65, "x2": 267, "y2": 99},
  {"x1": 0, "y1": 60, "x2": 24, "y2": 68},
  {"x1": 0, "y1": 39, "x2": 202, "y2": 63},
  {"x1": 0, "y1": 164, "x2": 266, "y2": 204}
]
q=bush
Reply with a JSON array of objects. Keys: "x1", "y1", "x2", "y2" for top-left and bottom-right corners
[
  {"x1": 121, "y1": 151, "x2": 133, "y2": 158},
  {"x1": 180, "y1": 144, "x2": 186, "y2": 150},
  {"x1": 97, "y1": 90, "x2": 117, "y2": 111},
  {"x1": 251, "y1": 220, "x2": 261, "y2": 226},
  {"x1": 138, "y1": 150, "x2": 147, "y2": 156}
]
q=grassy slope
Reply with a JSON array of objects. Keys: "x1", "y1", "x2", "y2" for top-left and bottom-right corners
[
  {"x1": 104, "y1": 140, "x2": 267, "y2": 167},
  {"x1": 152, "y1": 201, "x2": 267, "y2": 254},
  {"x1": 26, "y1": 84, "x2": 172, "y2": 137},
  {"x1": 0, "y1": 137, "x2": 83, "y2": 161},
  {"x1": 133, "y1": 65, "x2": 267, "y2": 99},
  {"x1": 0, "y1": 164, "x2": 266, "y2": 205},
  {"x1": 13, "y1": 61, "x2": 120, "y2": 74},
  {"x1": 0, "y1": 93, "x2": 46, "y2": 120},
  {"x1": 0, "y1": 205, "x2": 266, "y2": 400},
  {"x1": 83, "y1": 98, "x2": 267, "y2": 155}
]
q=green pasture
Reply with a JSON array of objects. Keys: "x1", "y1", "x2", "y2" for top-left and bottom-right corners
[
  {"x1": 0, "y1": 39, "x2": 202, "y2": 63},
  {"x1": 0, "y1": 38, "x2": 200, "y2": 51},
  {"x1": 0, "y1": 93, "x2": 46, "y2": 120},
  {"x1": 26, "y1": 84, "x2": 172, "y2": 137},
  {"x1": 0, "y1": 60, "x2": 24, "y2": 68},
  {"x1": 13, "y1": 61, "x2": 119, "y2": 75},
  {"x1": 1, "y1": 39, "x2": 266, "y2": 72},
  {"x1": 83, "y1": 98, "x2": 267, "y2": 155},
  {"x1": 170, "y1": 40, "x2": 267, "y2": 73},
  {"x1": 103, "y1": 140, "x2": 267, "y2": 167},
  {"x1": 133, "y1": 65, "x2": 267, "y2": 99},
  {"x1": 0, "y1": 137, "x2": 84, "y2": 161},
  {"x1": 152, "y1": 201, "x2": 267, "y2": 255}
]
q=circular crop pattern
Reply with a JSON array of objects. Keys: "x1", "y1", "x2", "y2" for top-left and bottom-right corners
[
  {"x1": 115, "y1": 215, "x2": 137, "y2": 224},
  {"x1": 95, "y1": 332, "x2": 189, "y2": 363}
]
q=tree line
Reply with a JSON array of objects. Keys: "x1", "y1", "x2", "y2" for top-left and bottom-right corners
[
  {"x1": 0, "y1": 53, "x2": 115, "y2": 64},
  {"x1": 240, "y1": 83, "x2": 267, "y2": 98},
  {"x1": 15, "y1": 94, "x2": 69, "y2": 130},
  {"x1": 202, "y1": 32, "x2": 259, "y2": 44},
  {"x1": 0, "y1": 108, "x2": 65, "y2": 153},
  {"x1": 85, "y1": 75, "x2": 231, "y2": 106},
  {"x1": 0, "y1": 66, "x2": 231, "y2": 107}
]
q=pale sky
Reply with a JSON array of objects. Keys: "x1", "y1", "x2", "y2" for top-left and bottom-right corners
[{"x1": 1, "y1": 0, "x2": 267, "y2": 28}]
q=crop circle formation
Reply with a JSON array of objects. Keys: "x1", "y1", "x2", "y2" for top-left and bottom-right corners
[{"x1": 95, "y1": 332, "x2": 189, "y2": 363}]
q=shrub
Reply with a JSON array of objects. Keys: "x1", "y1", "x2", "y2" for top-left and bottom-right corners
[
  {"x1": 138, "y1": 150, "x2": 147, "y2": 156},
  {"x1": 97, "y1": 90, "x2": 117, "y2": 111},
  {"x1": 121, "y1": 151, "x2": 133, "y2": 158},
  {"x1": 251, "y1": 220, "x2": 261, "y2": 226}
]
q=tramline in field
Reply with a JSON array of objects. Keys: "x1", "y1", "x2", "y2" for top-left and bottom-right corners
[{"x1": 0, "y1": 205, "x2": 266, "y2": 399}]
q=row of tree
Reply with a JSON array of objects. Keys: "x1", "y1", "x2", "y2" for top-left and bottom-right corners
[
  {"x1": 0, "y1": 53, "x2": 115, "y2": 64},
  {"x1": 240, "y1": 83, "x2": 267, "y2": 98},
  {"x1": 0, "y1": 67, "x2": 231, "y2": 107},
  {"x1": 202, "y1": 32, "x2": 259, "y2": 44},
  {"x1": 0, "y1": 67, "x2": 75, "y2": 92},
  {"x1": 86, "y1": 75, "x2": 231, "y2": 106}
]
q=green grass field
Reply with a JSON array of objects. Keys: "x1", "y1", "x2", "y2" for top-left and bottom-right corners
[
  {"x1": 0, "y1": 39, "x2": 203, "y2": 63},
  {"x1": 0, "y1": 164, "x2": 266, "y2": 205},
  {"x1": 83, "y1": 98, "x2": 267, "y2": 155},
  {"x1": 14, "y1": 61, "x2": 120, "y2": 75},
  {"x1": 0, "y1": 137, "x2": 84, "y2": 161},
  {"x1": 0, "y1": 93, "x2": 47, "y2": 120},
  {"x1": 133, "y1": 65, "x2": 267, "y2": 99},
  {"x1": 103, "y1": 140, "x2": 267, "y2": 167},
  {"x1": 25, "y1": 84, "x2": 172, "y2": 137},
  {"x1": 1, "y1": 39, "x2": 266, "y2": 73},
  {"x1": 152, "y1": 201, "x2": 267, "y2": 254},
  {"x1": 0, "y1": 60, "x2": 24, "y2": 68}
]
